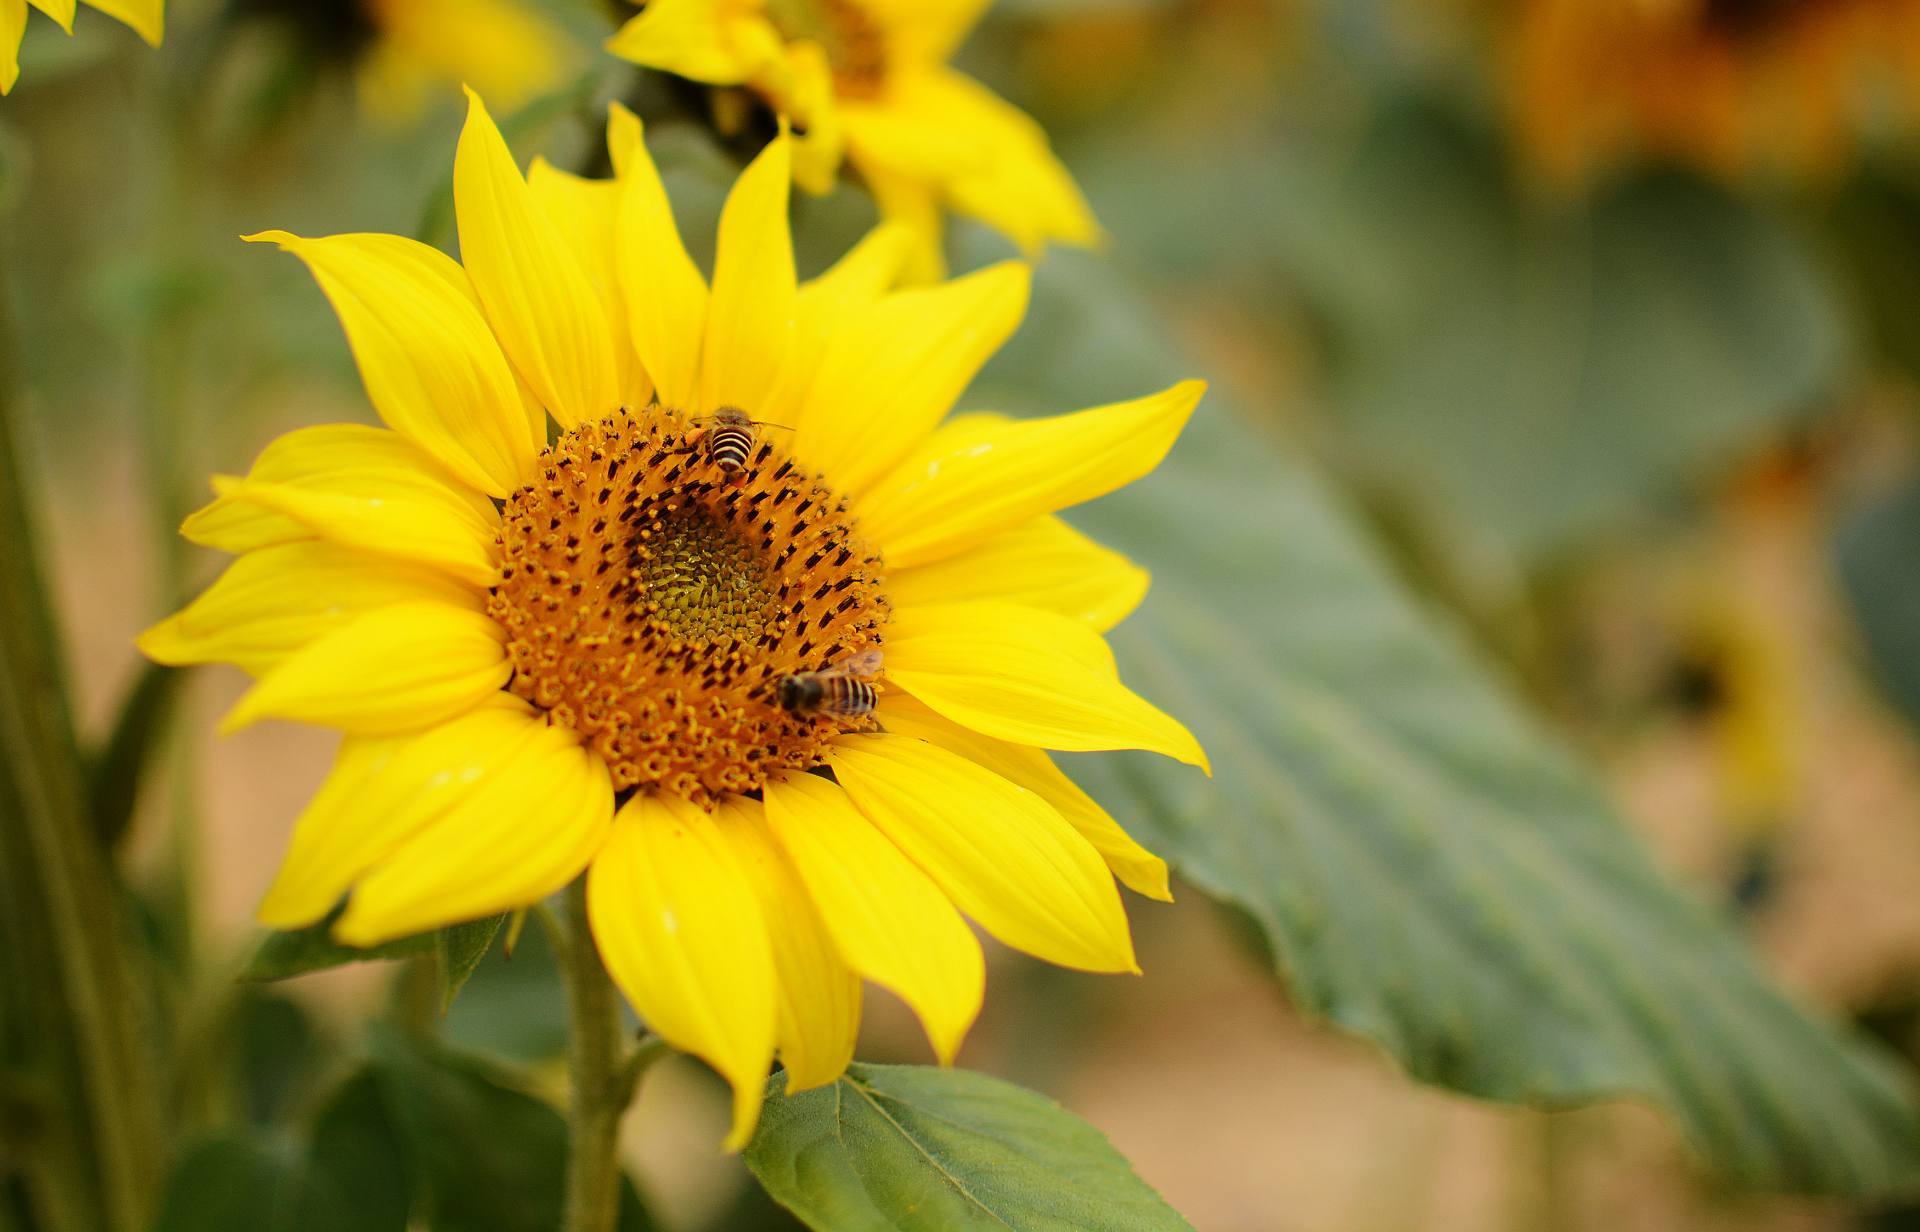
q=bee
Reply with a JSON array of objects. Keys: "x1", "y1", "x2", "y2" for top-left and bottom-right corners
[
  {"x1": 777, "y1": 649, "x2": 883, "y2": 718},
  {"x1": 684, "y1": 407, "x2": 789, "y2": 482}
]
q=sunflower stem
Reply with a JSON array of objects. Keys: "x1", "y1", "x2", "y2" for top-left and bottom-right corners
[
  {"x1": 561, "y1": 878, "x2": 635, "y2": 1232},
  {"x1": 0, "y1": 236, "x2": 162, "y2": 1229}
]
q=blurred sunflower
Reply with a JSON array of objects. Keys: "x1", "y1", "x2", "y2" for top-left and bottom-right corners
[
  {"x1": 2, "y1": 0, "x2": 162, "y2": 95},
  {"x1": 141, "y1": 90, "x2": 1205, "y2": 1146},
  {"x1": 1511, "y1": 0, "x2": 1920, "y2": 182},
  {"x1": 607, "y1": 0, "x2": 1102, "y2": 278},
  {"x1": 223, "y1": 0, "x2": 574, "y2": 122}
]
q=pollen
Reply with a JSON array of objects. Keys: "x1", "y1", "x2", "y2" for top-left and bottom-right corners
[{"x1": 486, "y1": 406, "x2": 887, "y2": 807}]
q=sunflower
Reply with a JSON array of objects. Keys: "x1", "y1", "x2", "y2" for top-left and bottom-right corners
[
  {"x1": 141, "y1": 90, "x2": 1205, "y2": 1147},
  {"x1": 607, "y1": 0, "x2": 1101, "y2": 279},
  {"x1": 1511, "y1": 0, "x2": 1920, "y2": 183},
  {"x1": 2, "y1": 0, "x2": 161, "y2": 95}
]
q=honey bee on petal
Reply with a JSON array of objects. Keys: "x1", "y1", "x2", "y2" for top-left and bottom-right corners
[
  {"x1": 777, "y1": 649, "x2": 884, "y2": 718},
  {"x1": 683, "y1": 406, "x2": 790, "y2": 483}
]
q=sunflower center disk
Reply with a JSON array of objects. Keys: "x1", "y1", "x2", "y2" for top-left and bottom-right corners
[
  {"x1": 487, "y1": 407, "x2": 888, "y2": 806},
  {"x1": 764, "y1": 0, "x2": 888, "y2": 97}
]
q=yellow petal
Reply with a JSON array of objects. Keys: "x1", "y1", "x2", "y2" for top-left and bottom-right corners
[
  {"x1": 615, "y1": 111, "x2": 709, "y2": 411},
  {"x1": 605, "y1": 0, "x2": 776, "y2": 84},
  {"x1": 139, "y1": 541, "x2": 479, "y2": 677},
  {"x1": 336, "y1": 722, "x2": 610, "y2": 944},
  {"x1": 876, "y1": 693, "x2": 1169, "y2": 901},
  {"x1": 245, "y1": 230, "x2": 539, "y2": 497},
  {"x1": 888, "y1": 515, "x2": 1148, "y2": 632},
  {"x1": 791, "y1": 262, "x2": 1028, "y2": 493},
  {"x1": 257, "y1": 698, "x2": 545, "y2": 927},
  {"x1": 81, "y1": 0, "x2": 159, "y2": 43},
  {"x1": 921, "y1": 70, "x2": 1103, "y2": 252},
  {"x1": 760, "y1": 771, "x2": 983, "y2": 1063},
  {"x1": 782, "y1": 222, "x2": 916, "y2": 421},
  {"x1": 884, "y1": 601, "x2": 1209, "y2": 771},
  {"x1": 588, "y1": 794, "x2": 776, "y2": 1151},
  {"x1": 27, "y1": 0, "x2": 71, "y2": 34},
  {"x1": 454, "y1": 87, "x2": 619, "y2": 430},
  {"x1": 829, "y1": 736, "x2": 1136, "y2": 973},
  {"x1": 851, "y1": 157, "x2": 946, "y2": 282},
  {"x1": 713, "y1": 795, "x2": 861, "y2": 1091},
  {"x1": 181, "y1": 424, "x2": 501, "y2": 585},
  {"x1": 2, "y1": 0, "x2": 27, "y2": 95},
  {"x1": 220, "y1": 601, "x2": 509, "y2": 736},
  {"x1": 606, "y1": 102, "x2": 643, "y2": 177},
  {"x1": 865, "y1": 0, "x2": 989, "y2": 65},
  {"x1": 858, "y1": 380, "x2": 1204, "y2": 568},
  {"x1": 701, "y1": 134, "x2": 796, "y2": 420},
  {"x1": 526, "y1": 158, "x2": 653, "y2": 411}
]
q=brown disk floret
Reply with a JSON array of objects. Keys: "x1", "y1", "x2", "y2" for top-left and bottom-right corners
[
  {"x1": 764, "y1": 0, "x2": 887, "y2": 98},
  {"x1": 487, "y1": 406, "x2": 887, "y2": 807}
]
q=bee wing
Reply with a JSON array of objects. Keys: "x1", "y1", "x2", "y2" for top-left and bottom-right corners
[{"x1": 829, "y1": 649, "x2": 884, "y2": 678}]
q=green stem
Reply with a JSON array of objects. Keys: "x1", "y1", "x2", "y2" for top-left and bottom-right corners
[
  {"x1": 560, "y1": 879, "x2": 643, "y2": 1232},
  {"x1": 0, "y1": 241, "x2": 161, "y2": 1229}
]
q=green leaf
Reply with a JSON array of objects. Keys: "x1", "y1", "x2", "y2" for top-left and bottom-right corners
[
  {"x1": 243, "y1": 907, "x2": 437, "y2": 982},
  {"x1": 86, "y1": 659, "x2": 183, "y2": 850},
  {"x1": 746, "y1": 1065, "x2": 1189, "y2": 1232},
  {"x1": 1324, "y1": 102, "x2": 1841, "y2": 559},
  {"x1": 975, "y1": 249, "x2": 1920, "y2": 1196},
  {"x1": 367, "y1": 1030, "x2": 652, "y2": 1232},
  {"x1": 1834, "y1": 475, "x2": 1920, "y2": 729},
  {"x1": 443, "y1": 905, "x2": 571, "y2": 1063},
  {"x1": 436, "y1": 913, "x2": 507, "y2": 1013}
]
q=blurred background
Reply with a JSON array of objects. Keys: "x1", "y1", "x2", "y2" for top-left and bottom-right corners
[{"x1": 7, "y1": 0, "x2": 1920, "y2": 1228}]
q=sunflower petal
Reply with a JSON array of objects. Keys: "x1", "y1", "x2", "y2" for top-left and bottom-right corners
[
  {"x1": 244, "y1": 230, "x2": 539, "y2": 497},
  {"x1": 139, "y1": 541, "x2": 479, "y2": 677},
  {"x1": 180, "y1": 424, "x2": 501, "y2": 584},
  {"x1": 791, "y1": 262, "x2": 1028, "y2": 493},
  {"x1": 605, "y1": 0, "x2": 775, "y2": 84},
  {"x1": 336, "y1": 722, "x2": 610, "y2": 944},
  {"x1": 454, "y1": 87, "x2": 619, "y2": 430},
  {"x1": 858, "y1": 380, "x2": 1204, "y2": 567},
  {"x1": 615, "y1": 111, "x2": 709, "y2": 411},
  {"x1": 588, "y1": 794, "x2": 776, "y2": 1151},
  {"x1": 876, "y1": 693, "x2": 1170, "y2": 901},
  {"x1": 888, "y1": 515, "x2": 1148, "y2": 632},
  {"x1": 884, "y1": 601, "x2": 1208, "y2": 770},
  {"x1": 761, "y1": 771, "x2": 983, "y2": 1063},
  {"x1": 526, "y1": 160, "x2": 652, "y2": 411},
  {"x1": 701, "y1": 134, "x2": 796, "y2": 420},
  {"x1": 81, "y1": 0, "x2": 160, "y2": 43},
  {"x1": 257, "y1": 699, "x2": 545, "y2": 927},
  {"x1": 1, "y1": 0, "x2": 22, "y2": 95},
  {"x1": 27, "y1": 0, "x2": 71, "y2": 34},
  {"x1": 829, "y1": 736, "x2": 1136, "y2": 973},
  {"x1": 220, "y1": 601, "x2": 509, "y2": 736},
  {"x1": 714, "y1": 796, "x2": 860, "y2": 1091}
]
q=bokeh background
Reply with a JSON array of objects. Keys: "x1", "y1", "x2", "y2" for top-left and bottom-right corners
[{"x1": 7, "y1": 0, "x2": 1920, "y2": 1228}]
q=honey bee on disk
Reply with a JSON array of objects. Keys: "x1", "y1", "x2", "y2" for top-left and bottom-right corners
[
  {"x1": 683, "y1": 406, "x2": 790, "y2": 482},
  {"x1": 776, "y1": 649, "x2": 884, "y2": 719}
]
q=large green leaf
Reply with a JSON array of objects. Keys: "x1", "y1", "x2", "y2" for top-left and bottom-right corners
[
  {"x1": 1835, "y1": 475, "x2": 1920, "y2": 730},
  {"x1": 973, "y1": 250, "x2": 1920, "y2": 1196},
  {"x1": 1076, "y1": 99, "x2": 1844, "y2": 560},
  {"x1": 746, "y1": 1065, "x2": 1189, "y2": 1232}
]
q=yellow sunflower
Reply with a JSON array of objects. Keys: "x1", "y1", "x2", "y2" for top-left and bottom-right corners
[
  {"x1": 141, "y1": 90, "x2": 1205, "y2": 1147},
  {"x1": 1511, "y1": 0, "x2": 1920, "y2": 183},
  {"x1": 2, "y1": 0, "x2": 161, "y2": 95},
  {"x1": 607, "y1": 0, "x2": 1102, "y2": 279}
]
